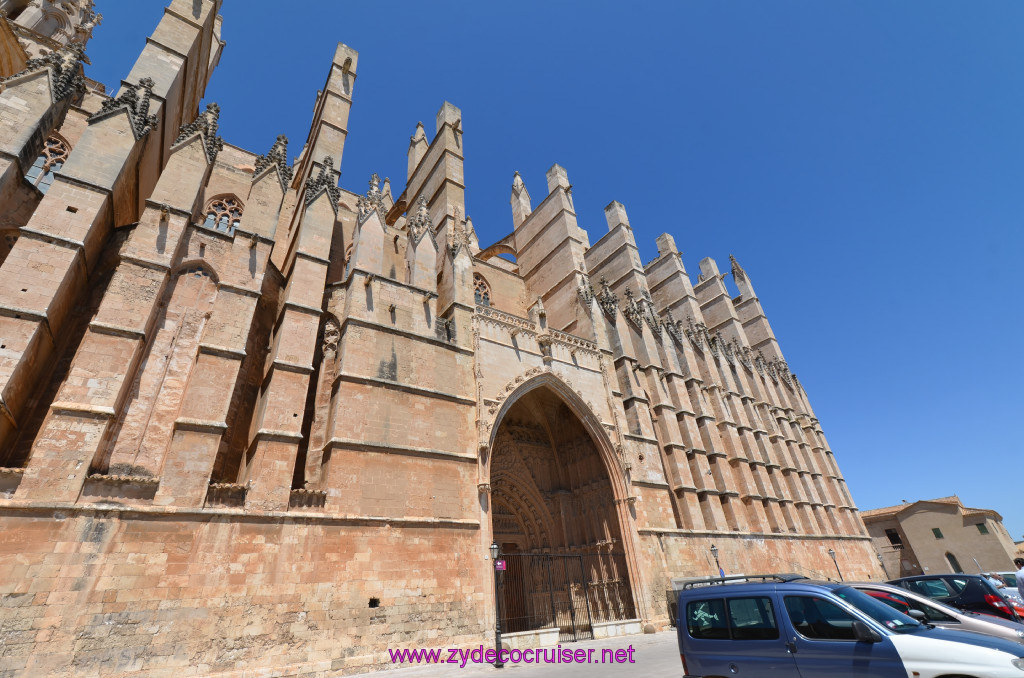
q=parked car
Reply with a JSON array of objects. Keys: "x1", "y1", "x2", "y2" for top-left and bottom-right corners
[
  {"x1": 995, "y1": 573, "x2": 1024, "y2": 605},
  {"x1": 891, "y1": 574, "x2": 1024, "y2": 622},
  {"x1": 676, "y1": 574, "x2": 1024, "y2": 677},
  {"x1": 855, "y1": 581, "x2": 1024, "y2": 644}
]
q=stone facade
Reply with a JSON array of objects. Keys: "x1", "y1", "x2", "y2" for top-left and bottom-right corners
[
  {"x1": 862, "y1": 496, "x2": 1019, "y2": 579},
  {"x1": 0, "y1": 2, "x2": 880, "y2": 676}
]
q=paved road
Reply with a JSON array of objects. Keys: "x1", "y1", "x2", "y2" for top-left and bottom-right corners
[{"x1": 374, "y1": 631, "x2": 681, "y2": 677}]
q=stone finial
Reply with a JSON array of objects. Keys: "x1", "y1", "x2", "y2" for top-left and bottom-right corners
[
  {"x1": 697, "y1": 256, "x2": 721, "y2": 282},
  {"x1": 450, "y1": 208, "x2": 472, "y2": 258},
  {"x1": 656, "y1": 233, "x2": 679, "y2": 257},
  {"x1": 174, "y1": 102, "x2": 223, "y2": 163},
  {"x1": 546, "y1": 163, "x2": 571, "y2": 194},
  {"x1": 254, "y1": 134, "x2": 294, "y2": 189},
  {"x1": 730, "y1": 254, "x2": 748, "y2": 282},
  {"x1": 511, "y1": 171, "x2": 532, "y2": 227},
  {"x1": 410, "y1": 121, "x2": 426, "y2": 145},
  {"x1": 596, "y1": 276, "x2": 618, "y2": 318},
  {"x1": 77, "y1": 8, "x2": 102, "y2": 37},
  {"x1": 4, "y1": 42, "x2": 86, "y2": 103},
  {"x1": 356, "y1": 172, "x2": 386, "y2": 223},
  {"x1": 305, "y1": 156, "x2": 341, "y2": 211},
  {"x1": 622, "y1": 289, "x2": 643, "y2": 326},
  {"x1": 88, "y1": 77, "x2": 159, "y2": 139},
  {"x1": 408, "y1": 122, "x2": 429, "y2": 179},
  {"x1": 577, "y1": 273, "x2": 596, "y2": 307},
  {"x1": 603, "y1": 200, "x2": 630, "y2": 231},
  {"x1": 464, "y1": 215, "x2": 479, "y2": 251},
  {"x1": 407, "y1": 195, "x2": 432, "y2": 243},
  {"x1": 436, "y1": 101, "x2": 462, "y2": 134},
  {"x1": 512, "y1": 171, "x2": 526, "y2": 192}
]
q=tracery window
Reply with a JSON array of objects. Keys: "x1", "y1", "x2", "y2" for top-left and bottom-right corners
[
  {"x1": 473, "y1": 273, "x2": 491, "y2": 307},
  {"x1": 24, "y1": 136, "x2": 70, "y2": 194},
  {"x1": 201, "y1": 197, "x2": 243, "y2": 235}
]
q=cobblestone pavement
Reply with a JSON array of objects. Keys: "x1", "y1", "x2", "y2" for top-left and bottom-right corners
[{"x1": 366, "y1": 630, "x2": 681, "y2": 677}]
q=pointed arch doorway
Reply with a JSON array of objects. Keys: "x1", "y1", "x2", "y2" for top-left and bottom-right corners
[{"x1": 487, "y1": 381, "x2": 638, "y2": 641}]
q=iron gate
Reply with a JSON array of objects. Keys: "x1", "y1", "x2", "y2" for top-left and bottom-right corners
[{"x1": 499, "y1": 552, "x2": 636, "y2": 642}]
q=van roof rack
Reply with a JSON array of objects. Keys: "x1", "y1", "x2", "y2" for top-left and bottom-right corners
[{"x1": 680, "y1": 573, "x2": 808, "y2": 589}]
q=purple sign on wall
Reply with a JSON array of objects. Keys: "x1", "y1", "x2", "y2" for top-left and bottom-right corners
[{"x1": 495, "y1": 560, "x2": 507, "y2": 571}]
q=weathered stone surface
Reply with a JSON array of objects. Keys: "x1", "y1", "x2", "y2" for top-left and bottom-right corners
[{"x1": 0, "y1": 2, "x2": 880, "y2": 676}]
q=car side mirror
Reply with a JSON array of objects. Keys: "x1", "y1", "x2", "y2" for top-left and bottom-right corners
[
  {"x1": 907, "y1": 610, "x2": 926, "y2": 621},
  {"x1": 851, "y1": 620, "x2": 883, "y2": 643}
]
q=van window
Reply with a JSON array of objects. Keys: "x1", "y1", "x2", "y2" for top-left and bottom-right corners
[
  {"x1": 687, "y1": 599, "x2": 728, "y2": 639},
  {"x1": 784, "y1": 596, "x2": 858, "y2": 641},
  {"x1": 727, "y1": 597, "x2": 779, "y2": 640}
]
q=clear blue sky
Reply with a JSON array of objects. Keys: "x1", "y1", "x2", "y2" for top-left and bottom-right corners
[{"x1": 87, "y1": 2, "x2": 1023, "y2": 544}]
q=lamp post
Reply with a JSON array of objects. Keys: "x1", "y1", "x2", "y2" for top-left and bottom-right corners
[
  {"x1": 710, "y1": 544, "x2": 722, "y2": 578},
  {"x1": 828, "y1": 548, "x2": 843, "y2": 582},
  {"x1": 490, "y1": 542, "x2": 504, "y2": 668},
  {"x1": 876, "y1": 552, "x2": 889, "y2": 579}
]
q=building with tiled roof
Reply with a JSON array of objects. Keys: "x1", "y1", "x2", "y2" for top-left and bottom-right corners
[{"x1": 862, "y1": 496, "x2": 1018, "y2": 578}]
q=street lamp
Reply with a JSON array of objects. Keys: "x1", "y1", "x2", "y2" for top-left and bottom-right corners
[
  {"x1": 490, "y1": 542, "x2": 504, "y2": 668},
  {"x1": 876, "y1": 552, "x2": 889, "y2": 579},
  {"x1": 828, "y1": 548, "x2": 843, "y2": 582},
  {"x1": 710, "y1": 544, "x2": 722, "y2": 578}
]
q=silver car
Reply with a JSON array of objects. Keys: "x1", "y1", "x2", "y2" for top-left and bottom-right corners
[{"x1": 853, "y1": 582, "x2": 1024, "y2": 644}]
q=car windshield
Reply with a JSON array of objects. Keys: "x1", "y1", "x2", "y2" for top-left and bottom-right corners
[
  {"x1": 832, "y1": 586, "x2": 923, "y2": 634},
  {"x1": 1002, "y1": 573, "x2": 1017, "y2": 587}
]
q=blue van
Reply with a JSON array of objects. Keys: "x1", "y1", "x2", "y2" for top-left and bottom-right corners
[{"x1": 676, "y1": 574, "x2": 1024, "y2": 678}]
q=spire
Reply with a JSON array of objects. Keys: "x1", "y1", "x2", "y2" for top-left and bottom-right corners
[
  {"x1": 173, "y1": 102, "x2": 223, "y2": 162},
  {"x1": 730, "y1": 254, "x2": 757, "y2": 298},
  {"x1": 87, "y1": 77, "x2": 158, "y2": 140},
  {"x1": 512, "y1": 170, "x2": 525, "y2": 192},
  {"x1": 729, "y1": 254, "x2": 746, "y2": 282},
  {"x1": 407, "y1": 121, "x2": 428, "y2": 180},
  {"x1": 253, "y1": 134, "x2": 293, "y2": 189},
  {"x1": 510, "y1": 170, "x2": 532, "y2": 228}
]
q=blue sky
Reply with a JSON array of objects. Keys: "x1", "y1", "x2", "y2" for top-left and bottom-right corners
[{"x1": 87, "y1": 2, "x2": 1023, "y2": 544}]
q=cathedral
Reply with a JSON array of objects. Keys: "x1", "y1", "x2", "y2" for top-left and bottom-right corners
[{"x1": 0, "y1": 1, "x2": 880, "y2": 675}]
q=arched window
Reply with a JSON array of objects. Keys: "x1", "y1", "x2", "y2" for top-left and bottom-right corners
[
  {"x1": 945, "y1": 552, "x2": 963, "y2": 574},
  {"x1": 201, "y1": 197, "x2": 243, "y2": 235},
  {"x1": 473, "y1": 272, "x2": 491, "y2": 307},
  {"x1": 24, "y1": 136, "x2": 70, "y2": 194}
]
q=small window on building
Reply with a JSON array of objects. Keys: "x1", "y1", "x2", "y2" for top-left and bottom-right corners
[
  {"x1": 884, "y1": 529, "x2": 903, "y2": 548},
  {"x1": 946, "y1": 552, "x2": 964, "y2": 574},
  {"x1": 932, "y1": 528, "x2": 944, "y2": 539},
  {"x1": 473, "y1": 272, "x2": 491, "y2": 307},
  {"x1": 201, "y1": 197, "x2": 243, "y2": 235},
  {"x1": 24, "y1": 135, "x2": 70, "y2": 194},
  {"x1": 976, "y1": 523, "x2": 989, "y2": 535}
]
